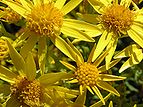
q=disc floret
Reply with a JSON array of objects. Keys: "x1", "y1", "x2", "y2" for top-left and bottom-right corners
[
  {"x1": 100, "y1": 4, "x2": 134, "y2": 34},
  {"x1": 75, "y1": 62, "x2": 99, "y2": 86},
  {"x1": 26, "y1": 3, "x2": 63, "y2": 37},
  {"x1": 11, "y1": 76, "x2": 42, "y2": 106}
]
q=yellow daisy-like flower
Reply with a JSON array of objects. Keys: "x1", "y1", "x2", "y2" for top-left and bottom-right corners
[
  {"x1": 1, "y1": 0, "x2": 100, "y2": 73},
  {"x1": 59, "y1": 40, "x2": 126, "y2": 104},
  {"x1": 0, "y1": 40, "x2": 75, "y2": 107},
  {"x1": 0, "y1": 7, "x2": 21, "y2": 23},
  {"x1": 114, "y1": 44, "x2": 143, "y2": 73},
  {"x1": 80, "y1": 0, "x2": 143, "y2": 69}
]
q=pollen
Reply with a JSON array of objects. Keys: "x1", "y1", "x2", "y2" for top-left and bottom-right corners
[
  {"x1": 0, "y1": 7, "x2": 20, "y2": 23},
  {"x1": 100, "y1": 4, "x2": 134, "y2": 34},
  {"x1": 26, "y1": 3, "x2": 63, "y2": 37},
  {"x1": 0, "y1": 39, "x2": 9, "y2": 59},
  {"x1": 11, "y1": 76, "x2": 42, "y2": 106},
  {"x1": 75, "y1": 62, "x2": 99, "y2": 86}
]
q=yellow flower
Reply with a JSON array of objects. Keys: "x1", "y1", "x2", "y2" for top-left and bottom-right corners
[
  {"x1": 114, "y1": 44, "x2": 143, "y2": 73},
  {"x1": 59, "y1": 40, "x2": 126, "y2": 105},
  {"x1": 0, "y1": 7, "x2": 21, "y2": 23},
  {"x1": 0, "y1": 40, "x2": 74, "y2": 107},
  {"x1": 80, "y1": 0, "x2": 143, "y2": 69},
  {"x1": 1, "y1": 0, "x2": 100, "y2": 73}
]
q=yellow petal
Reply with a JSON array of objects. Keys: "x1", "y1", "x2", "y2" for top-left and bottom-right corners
[
  {"x1": 105, "y1": 37, "x2": 118, "y2": 70},
  {"x1": 55, "y1": 0, "x2": 66, "y2": 9},
  {"x1": 114, "y1": 44, "x2": 140, "y2": 59},
  {"x1": 20, "y1": 33, "x2": 39, "y2": 60},
  {"x1": 60, "y1": 60, "x2": 76, "y2": 71},
  {"x1": 98, "y1": 59, "x2": 121, "y2": 73},
  {"x1": 119, "y1": 52, "x2": 143, "y2": 73},
  {"x1": 99, "y1": 74, "x2": 126, "y2": 81},
  {"x1": 128, "y1": 27, "x2": 143, "y2": 49},
  {"x1": 7, "y1": 40, "x2": 25, "y2": 75},
  {"x1": 77, "y1": 13, "x2": 99, "y2": 24},
  {"x1": 61, "y1": 26, "x2": 95, "y2": 42},
  {"x1": 92, "y1": 86, "x2": 105, "y2": 105},
  {"x1": 86, "y1": 86, "x2": 94, "y2": 95},
  {"x1": 90, "y1": 93, "x2": 112, "y2": 107},
  {"x1": 87, "y1": 0, "x2": 105, "y2": 14},
  {"x1": 87, "y1": 43, "x2": 96, "y2": 63},
  {"x1": 63, "y1": 19, "x2": 101, "y2": 31},
  {"x1": 25, "y1": 52, "x2": 36, "y2": 81},
  {"x1": 92, "y1": 31, "x2": 112, "y2": 62},
  {"x1": 50, "y1": 36, "x2": 78, "y2": 61},
  {"x1": 61, "y1": 0, "x2": 82, "y2": 15},
  {"x1": 0, "y1": 65, "x2": 17, "y2": 83},
  {"x1": 20, "y1": 0, "x2": 32, "y2": 11},
  {"x1": 68, "y1": 79, "x2": 78, "y2": 83},
  {"x1": 67, "y1": 39, "x2": 84, "y2": 63},
  {"x1": 33, "y1": 0, "x2": 42, "y2": 6},
  {"x1": 97, "y1": 81, "x2": 120, "y2": 96},
  {"x1": 2, "y1": 0, "x2": 29, "y2": 18},
  {"x1": 120, "y1": 0, "x2": 132, "y2": 7},
  {"x1": 108, "y1": 101, "x2": 113, "y2": 107},
  {"x1": 80, "y1": 85, "x2": 83, "y2": 95},
  {"x1": 93, "y1": 47, "x2": 111, "y2": 67},
  {"x1": 38, "y1": 36, "x2": 47, "y2": 74}
]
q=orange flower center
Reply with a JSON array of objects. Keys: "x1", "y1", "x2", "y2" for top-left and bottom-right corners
[
  {"x1": 26, "y1": 3, "x2": 63, "y2": 37},
  {"x1": 11, "y1": 76, "x2": 42, "y2": 106},
  {"x1": 75, "y1": 63, "x2": 99, "y2": 86},
  {"x1": 100, "y1": 4, "x2": 134, "y2": 34}
]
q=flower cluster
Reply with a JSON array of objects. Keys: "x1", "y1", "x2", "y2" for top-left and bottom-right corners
[{"x1": 0, "y1": 0, "x2": 142, "y2": 106}]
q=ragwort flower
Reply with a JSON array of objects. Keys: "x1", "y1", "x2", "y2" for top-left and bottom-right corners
[
  {"x1": 60, "y1": 40, "x2": 126, "y2": 104},
  {"x1": 0, "y1": 40, "x2": 74, "y2": 107},
  {"x1": 1, "y1": 0, "x2": 99, "y2": 73},
  {"x1": 0, "y1": 7, "x2": 21, "y2": 23},
  {"x1": 81, "y1": 0, "x2": 143, "y2": 69}
]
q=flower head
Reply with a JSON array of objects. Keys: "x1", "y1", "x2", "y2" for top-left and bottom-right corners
[
  {"x1": 60, "y1": 40, "x2": 126, "y2": 105},
  {"x1": 2, "y1": 0, "x2": 94, "y2": 74},
  {"x1": 83, "y1": 0, "x2": 143, "y2": 69},
  {"x1": 0, "y1": 40, "x2": 74, "y2": 106},
  {"x1": 100, "y1": 4, "x2": 134, "y2": 34}
]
